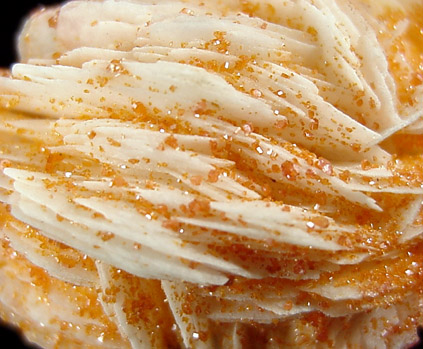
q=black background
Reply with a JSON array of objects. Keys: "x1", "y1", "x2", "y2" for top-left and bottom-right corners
[
  {"x1": 0, "y1": 321, "x2": 41, "y2": 348},
  {"x1": 1, "y1": 0, "x2": 58, "y2": 67},
  {"x1": 1, "y1": 1, "x2": 423, "y2": 348}
]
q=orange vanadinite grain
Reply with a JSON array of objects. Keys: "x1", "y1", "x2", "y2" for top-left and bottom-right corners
[
  {"x1": 190, "y1": 175, "x2": 203, "y2": 185},
  {"x1": 187, "y1": 198, "x2": 211, "y2": 217},
  {"x1": 310, "y1": 216, "x2": 330, "y2": 229},
  {"x1": 107, "y1": 137, "x2": 121, "y2": 147},
  {"x1": 45, "y1": 152, "x2": 65, "y2": 173},
  {"x1": 162, "y1": 219, "x2": 182, "y2": 232},
  {"x1": 250, "y1": 89, "x2": 262, "y2": 98},
  {"x1": 48, "y1": 12, "x2": 59, "y2": 28},
  {"x1": 164, "y1": 135, "x2": 178, "y2": 149},
  {"x1": 283, "y1": 300, "x2": 293, "y2": 311},
  {"x1": 107, "y1": 59, "x2": 128, "y2": 76},
  {"x1": 209, "y1": 31, "x2": 230, "y2": 54},
  {"x1": 207, "y1": 168, "x2": 220, "y2": 182},
  {"x1": 242, "y1": 122, "x2": 254, "y2": 135},
  {"x1": 96, "y1": 231, "x2": 115, "y2": 242},
  {"x1": 87, "y1": 130, "x2": 97, "y2": 139},
  {"x1": 315, "y1": 158, "x2": 333, "y2": 175},
  {"x1": 274, "y1": 119, "x2": 287, "y2": 129},
  {"x1": 156, "y1": 204, "x2": 171, "y2": 218},
  {"x1": 281, "y1": 160, "x2": 298, "y2": 181},
  {"x1": 131, "y1": 101, "x2": 148, "y2": 115}
]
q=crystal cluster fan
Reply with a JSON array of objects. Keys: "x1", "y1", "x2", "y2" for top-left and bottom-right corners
[{"x1": 0, "y1": 0, "x2": 423, "y2": 348}]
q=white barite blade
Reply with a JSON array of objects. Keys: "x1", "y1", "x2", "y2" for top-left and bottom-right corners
[
  {"x1": 3, "y1": 221, "x2": 98, "y2": 287},
  {"x1": 97, "y1": 262, "x2": 177, "y2": 348},
  {"x1": 1, "y1": 0, "x2": 423, "y2": 348},
  {"x1": 162, "y1": 281, "x2": 214, "y2": 349}
]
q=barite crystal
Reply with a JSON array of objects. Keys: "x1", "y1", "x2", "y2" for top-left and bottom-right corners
[{"x1": 0, "y1": 0, "x2": 423, "y2": 347}]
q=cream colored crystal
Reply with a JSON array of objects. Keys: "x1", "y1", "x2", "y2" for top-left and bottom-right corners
[{"x1": 1, "y1": 0, "x2": 423, "y2": 348}]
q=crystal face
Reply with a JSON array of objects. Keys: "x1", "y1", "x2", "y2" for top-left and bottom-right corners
[{"x1": 0, "y1": 0, "x2": 423, "y2": 347}]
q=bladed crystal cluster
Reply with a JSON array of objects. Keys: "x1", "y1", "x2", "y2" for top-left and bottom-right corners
[{"x1": 0, "y1": 0, "x2": 423, "y2": 347}]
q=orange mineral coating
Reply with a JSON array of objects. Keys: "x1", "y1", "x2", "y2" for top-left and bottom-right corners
[
  {"x1": 376, "y1": 2, "x2": 423, "y2": 107},
  {"x1": 0, "y1": 0, "x2": 423, "y2": 348},
  {"x1": 0, "y1": 232, "x2": 129, "y2": 348}
]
